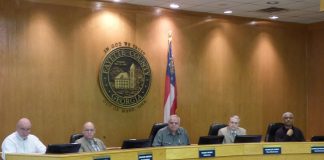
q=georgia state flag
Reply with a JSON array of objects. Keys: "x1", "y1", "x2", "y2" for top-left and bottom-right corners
[{"x1": 163, "y1": 40, "x2": 177, "y2": 123}]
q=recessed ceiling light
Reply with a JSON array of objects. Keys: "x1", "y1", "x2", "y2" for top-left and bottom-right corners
[
  {"x1": 170, "y1": 3, "x2": 180, "y2": 9},
  {"x1": 266, "y1": 1, "x2": 279, "y2": 5},
  {"x1": 155, "y1": 8, "x2": 162, "y2": 15},
  {"x1": 269, "y1": 15, "x2": 279, "y2": 20},
  {"x1": 95, "y1": 2, "x2": 102, "y2": 9},
  {"x1": 113, "y1": 0, "x2": 121, "y2": 2},
  {"x1": 249, "y1": 21, "x2": 257, "y2": 25},
  {"x1": 224, "y1": 10, "x2": 233, "y2": 14}
]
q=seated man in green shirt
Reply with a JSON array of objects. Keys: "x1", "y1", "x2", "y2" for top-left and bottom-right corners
[{"x1": 152, "y1": 115, "x2": 190, "y2": 146}]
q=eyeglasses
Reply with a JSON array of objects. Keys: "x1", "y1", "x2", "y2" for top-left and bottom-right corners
[
  {"x1": 230, "y1": 121, "x2": 239, "y2": 124},
  {"x1": 84, "y1": 129, "x2": 95, "y2": 132},
  {"x1": 19, "y1": 128, "x2": 31, "y2": 131},
  {"x1": 169, "y1": 122, "x2": 179, "y2": 125}
]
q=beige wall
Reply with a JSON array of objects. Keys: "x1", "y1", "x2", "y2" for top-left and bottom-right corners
[{"x1": 0, "y1": 0, "x2": 317, "y2": 147}]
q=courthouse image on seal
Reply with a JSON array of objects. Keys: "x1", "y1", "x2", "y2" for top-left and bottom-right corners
[{"x1": 99, "y1": 46, "x2": 152, "y2": 108}]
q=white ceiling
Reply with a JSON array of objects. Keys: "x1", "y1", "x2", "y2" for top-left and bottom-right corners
[{"x1": 103, "y1": 0, "x2": 324, "y2": 24}]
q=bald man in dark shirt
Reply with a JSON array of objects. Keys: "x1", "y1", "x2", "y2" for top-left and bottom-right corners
[{"x1": 274, "y1": 112, "x2": 305, "y2": 142}]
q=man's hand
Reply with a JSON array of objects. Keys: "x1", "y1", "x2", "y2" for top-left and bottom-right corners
[{"x1": 287, "y1": 129, "x2": 294, "y2": 136}]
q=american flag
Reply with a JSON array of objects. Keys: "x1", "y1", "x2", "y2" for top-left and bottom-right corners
[{"x1": 163, "y1": 34, "x2": 177, "y2": 123}]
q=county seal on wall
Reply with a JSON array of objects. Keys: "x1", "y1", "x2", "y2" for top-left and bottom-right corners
[{"x1": 99, "y1": 42, "x2": 151, "y2": 109}]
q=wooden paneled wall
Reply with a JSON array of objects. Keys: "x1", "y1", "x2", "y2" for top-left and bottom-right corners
[
  {"x1": 0, "y1": 0, "x2": 315, "y2": 147},
  {"x1": 307, "y1": 22, "x2": 324, "y2": 139}
]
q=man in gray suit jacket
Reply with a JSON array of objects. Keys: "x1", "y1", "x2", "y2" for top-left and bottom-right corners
[
  {"x1": 76, "y1": 122, "x2": 106, "y2": 152},
  {"x1": 218, "y1": 115, "x2": 246, "y2": 143}
]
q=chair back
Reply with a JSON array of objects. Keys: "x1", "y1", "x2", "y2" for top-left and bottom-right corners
[
  {"x1": 148, "y1": 122, "x2": 168, "y2": 145},
  {"x1": 264, "y1": 123, "x2": 284, "y2": 142},
  {"x1": 208, "y1": 123, "x2": 227, "y2": 136},
  {"x1": 311, "y1": 136, "x2": 324, "y2": 141},
  {"x1": 69, "y1": 133, "x2": 84, "y2": 143}
]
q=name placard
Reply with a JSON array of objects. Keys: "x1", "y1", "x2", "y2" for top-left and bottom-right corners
[
  {"x1": 311, "y1": 146, "x2": 324, "y2": 153},
  {"x1": 94, "y1": 156, "x2": 110, "y2": 160},
  {"x1": 138, "y1": 153, "x2": 153, "y2": 160},
  {"x1": 263, "y1": 147, "x2": 281, "y2": 154},
  {"x1": 199, "y1": 149, "x2": 215, "y2": 158}
]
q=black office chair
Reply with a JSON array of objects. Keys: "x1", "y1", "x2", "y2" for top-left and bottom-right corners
[
  {"x1": 208, "y1": 123, "x2": 227, "y2": 136},
  {"x1": 69, "y1": 133, "x2": 84, "y2": 143},
  {"x1": 148, "y1": 122, "x2": 168, "y2": 146},
  {"x1": 264, "y1": 123, "x2": 284, "y2": 142},
  {"x1": 311, "y1": 136, "x2": 324, "y2": 141}
]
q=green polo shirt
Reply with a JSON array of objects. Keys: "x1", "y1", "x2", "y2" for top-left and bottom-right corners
[{"x1": 152, "y1": 126, "x2": 190, "y2": 146}]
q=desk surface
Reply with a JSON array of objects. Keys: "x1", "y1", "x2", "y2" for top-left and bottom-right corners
[{"x1": 6, "y1": 142, "x2": 324, "y2": 160}]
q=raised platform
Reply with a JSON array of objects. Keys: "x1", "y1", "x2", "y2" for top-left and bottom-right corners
[{"x1": 6, "y1": 142, "x2": 324, "y2": 160}]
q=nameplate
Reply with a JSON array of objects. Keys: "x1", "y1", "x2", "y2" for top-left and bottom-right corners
[
  {"x1": 138, "y1": 153, "x2": 153, "y2": 160},
  {"x1": 94, "y1": 156, "x2": 110, "y2": 160},
  {"x1": 311, "y1": 146, "x2": 324, "y2": 153},
  {"x1": 263, "y1": 147, "x2": 281, "y2": 154},
  {"x1": 199, "y1": 149, "x2": 215, "y2": 158}
]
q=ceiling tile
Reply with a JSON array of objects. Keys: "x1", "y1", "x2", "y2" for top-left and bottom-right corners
[{"x1": 104, "y1": 0, "x2": 324, "y2": 24}]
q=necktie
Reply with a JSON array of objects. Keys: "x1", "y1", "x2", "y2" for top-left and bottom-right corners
[
  {"x1": 91, "y1": 140, "x2": 100, "y2": 151},
  {"x1": 231, "y1": 130, "x2": 237, "y2": 138}
]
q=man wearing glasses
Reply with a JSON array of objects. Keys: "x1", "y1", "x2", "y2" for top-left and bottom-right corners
[
  {"x1": 1, "y1": 118, "x2": 46, "y2": 160},
  {"x1": 152, "y1": 115, "x2": 190, "y2": 146},
  {"x1": 218, "y1": 115, "x2": 246, "y2": 143},
  {"x1": 274, "y1": 112, "x2": 305, "y2": 142},
  {"x1": 76, "y1": 122, "x2": 106, "y2": 152}
]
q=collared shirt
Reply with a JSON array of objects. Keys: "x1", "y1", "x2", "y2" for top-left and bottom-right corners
[
  {"x1": 218, "y1": 127, "x2": 246, "y2": 144},
  {"x1": 1, "y1": 131, "x2": 46, "y2": 160},
  {"x1": 274, "y1": 126, "x2": 305, "y2": 142},
  {"x1": 152, "y1": 126, "x2": 190, "y2": 147},
  {"x1": 76, "y1": 137, "x2": 106, "y2": 152}
]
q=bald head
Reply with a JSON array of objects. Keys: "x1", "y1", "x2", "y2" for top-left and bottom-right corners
[
  {"x1": 16, "y1": 118, "x2": 32, "y2": 138},
  {"x1": 168, "y1": 115, "x2": 181, "y2": 134},
  {"x1": 282, "y1": 112, "x2": 294, "y2": 118},
  {"x1": 169, "y1": 115, "x2": 181, "y2": 123},
  {"x1": 282, "y1": 112, "x2": 294, "y2": 127},
  {"x1": 83, "y1": 122, "x2": 95, "y2": 129},
  {"x1": 82, "y1": 122, "x2": 96, "y2": 139}
]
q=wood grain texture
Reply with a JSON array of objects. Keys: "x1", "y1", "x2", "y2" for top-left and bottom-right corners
[
  {"x1": 307, "y1": 22, "x2": 324, "y2": 139},
  {"x1": 0, "y1": 0, "x2": 316, "y2": 147}
]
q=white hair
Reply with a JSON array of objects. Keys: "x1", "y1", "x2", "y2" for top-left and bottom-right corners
[
  {"x1": 230, "y1": 115, "x2": 240, "y2": 122},
  {"x1": 169, "y1": 114, "x2": 180, "y2": 123}
]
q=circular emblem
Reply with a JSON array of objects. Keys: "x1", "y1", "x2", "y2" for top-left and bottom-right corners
[{"x1": 99, "y1": 45, "x2": 151, "y2": 108}]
